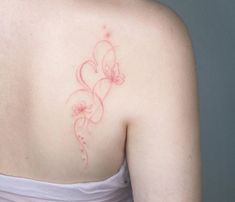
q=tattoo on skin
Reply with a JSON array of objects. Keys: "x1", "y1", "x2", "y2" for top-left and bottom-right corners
[{"x1": 66, "y1": 26, "x2": 125, "y2": 168}]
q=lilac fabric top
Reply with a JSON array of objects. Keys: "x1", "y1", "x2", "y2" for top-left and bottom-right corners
[{"x1": 0, "y1": 158, "x2": 133, "y2": 202}]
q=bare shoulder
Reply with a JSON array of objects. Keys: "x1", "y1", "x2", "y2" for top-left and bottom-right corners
[
  {"x1": 120, "y1": 0, "x2": 197, "y2": 116},
  {"x1": 135, "y1": 0, "x2": 193, "y2": 55},
  {"x1": 124, "y1": 0, "x2": 191, "y2": 37},
  {"x1": 123, "y1": 2, "x2": 202, "y2": 202}
]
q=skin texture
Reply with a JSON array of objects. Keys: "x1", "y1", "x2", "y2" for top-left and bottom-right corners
[{"x1": 0, "y1": 0, "x2": 202, "y2": 201}]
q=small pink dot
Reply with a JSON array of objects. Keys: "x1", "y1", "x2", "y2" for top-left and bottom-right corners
[{"x1": 105, "y1": 32, "x2": 111, "y2": 39}]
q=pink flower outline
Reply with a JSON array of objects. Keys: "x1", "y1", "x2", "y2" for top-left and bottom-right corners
[
  {"x1": 72, "y1": 101, "x2": 93, "y2": 118},
  {"x1": 103, "y1": 62, "x2": 125, "y2": 85}
]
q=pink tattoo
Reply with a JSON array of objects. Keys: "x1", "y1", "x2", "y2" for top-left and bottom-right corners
[{"x1": 66, "y1": 28, "x2": 125, "y2": 168}]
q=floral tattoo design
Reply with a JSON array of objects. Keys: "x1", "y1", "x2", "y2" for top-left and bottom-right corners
[{"x1": 66, "y1": 28, "x2": 125, "y2": 168}]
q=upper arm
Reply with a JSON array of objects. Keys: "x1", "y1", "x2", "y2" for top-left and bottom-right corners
[{"x1": 126, "y1": 3, "x2": 202, "y2": 202}]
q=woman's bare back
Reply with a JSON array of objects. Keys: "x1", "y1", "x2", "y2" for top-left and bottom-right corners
[
  {"x1": 0, "y1": 0, "x2": 140, "y2": 183},
  {"x1": 0, "y1": 1, "x2": 202, "y2": 201}
]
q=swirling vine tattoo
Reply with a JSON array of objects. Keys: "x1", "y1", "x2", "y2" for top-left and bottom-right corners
[{"x1": 66, "y1": 28, "x2": 125, "y2": 168}]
